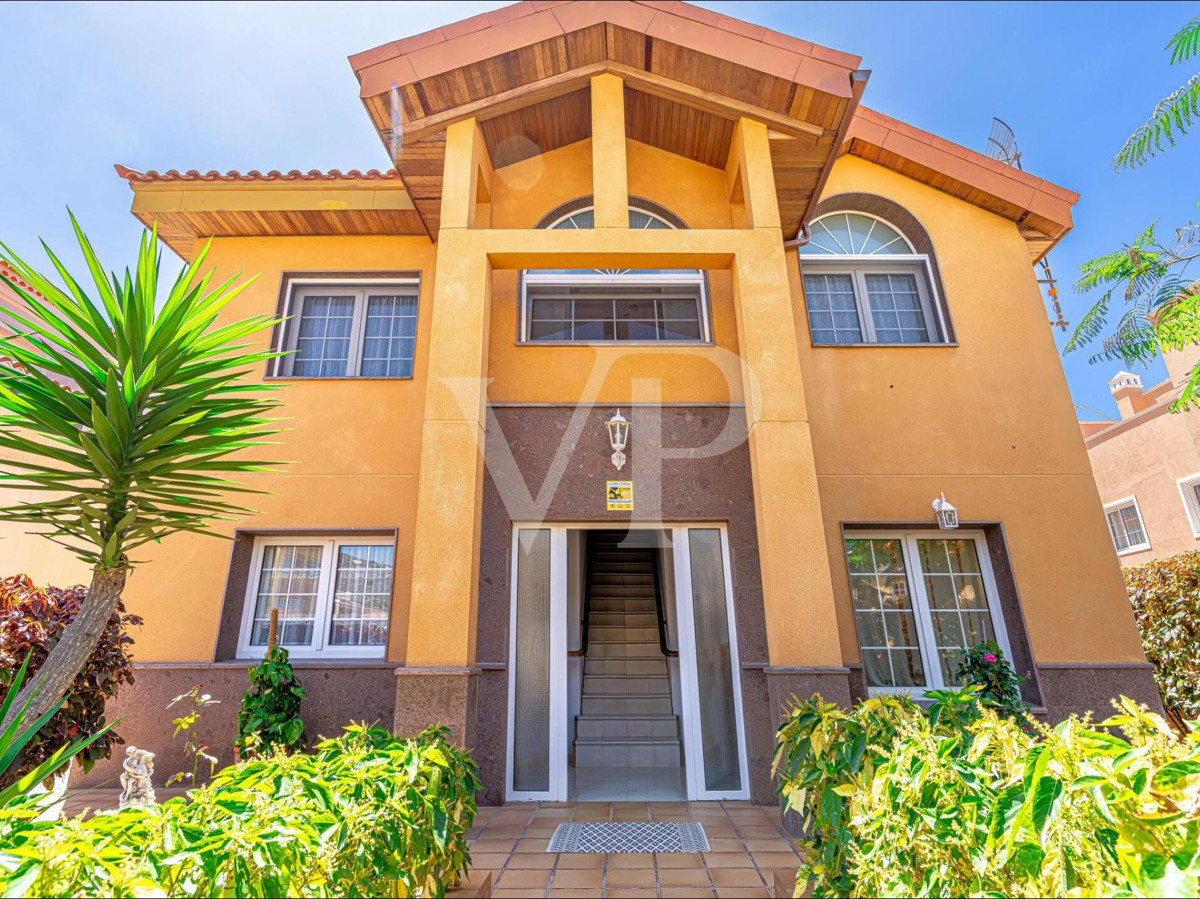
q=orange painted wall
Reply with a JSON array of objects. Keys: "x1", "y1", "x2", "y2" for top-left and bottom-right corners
[
  {"x1": 485, "y1": 139, "x2": 744, "y2": 405},
  {"x1": 800, "y1": 155, "x2": 1145, "y2": 664},
  {"x1": 63, "y1": 236, "x2": 434, "y2": 663}
]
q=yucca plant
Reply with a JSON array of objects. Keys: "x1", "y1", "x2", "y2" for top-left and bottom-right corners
[
  {"x1": 0, "y1": 216, "x2": 283, "y2": 730},
  {"x1": 1115, "y1": 16, "x2": 1200, "y2": 169}
]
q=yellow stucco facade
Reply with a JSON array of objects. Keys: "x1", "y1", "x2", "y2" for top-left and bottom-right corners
[{"x1": 0, "y1": 0, "x2": 1159, "y2": 800}]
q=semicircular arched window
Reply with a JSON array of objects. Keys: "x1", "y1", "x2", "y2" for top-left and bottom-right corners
[
  {"x1": 520, "y1": 203, "x2": 709, "y2": 343},
  {"x1": 798, "y1": 212, "x2": 945, "y2": 345}
]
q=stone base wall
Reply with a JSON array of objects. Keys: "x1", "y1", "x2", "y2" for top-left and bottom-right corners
[
  {"x1": 1036, "y1": 662, "x2": 1163, "y2": 723},
  {"x1": 76, "y1": 662, "x2": 399, "y2": 788}
]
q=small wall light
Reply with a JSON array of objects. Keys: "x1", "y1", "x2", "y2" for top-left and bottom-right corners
[
  {"x1": 932, "y1": 493, "x2": 959, "y2": 530},
  {"x1": 607, "y1": 409, "x2": 630, "y2": 471}
]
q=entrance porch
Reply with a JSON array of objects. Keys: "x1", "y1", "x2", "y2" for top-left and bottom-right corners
[{"x1": 473, "y1": 800, "x2": 799, "y2": 898}]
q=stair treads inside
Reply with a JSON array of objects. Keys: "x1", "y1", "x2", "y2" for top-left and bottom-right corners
[{"x1": 547, "y1": 821, "x2": 709, "y2": 854}]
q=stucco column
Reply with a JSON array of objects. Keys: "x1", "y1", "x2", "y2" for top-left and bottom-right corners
[
  {"x1": 728, "y1": 118, "x2": 843, "y2": 670},
  {"x1": 399, "y1": 119, "x2": 492, "y2": 743},
  {"x1": 590, "y1": 73, "x2": 629, "y2": 228}
]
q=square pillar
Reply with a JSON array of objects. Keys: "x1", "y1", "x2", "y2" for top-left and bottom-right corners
[
  {"x1": 590, "y1": 73, "x2": 629, "y2": 228},
  {"x1": 728, "y1": 120, "x2": 842, "y2": 667},
  {"x1": 405, "y1": 121, "x2": 493, "y2": 670}
]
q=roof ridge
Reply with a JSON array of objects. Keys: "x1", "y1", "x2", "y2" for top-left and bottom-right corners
[{"x1": 113, "y1": 165, "x2": 402, "y2": 184}]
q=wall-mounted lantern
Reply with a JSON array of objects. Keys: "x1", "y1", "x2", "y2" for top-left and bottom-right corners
[
  {"x1": 932, "y1": 493, "x2": 959, "y2": 530},
  {"x1": 607, "y1": 409, "x2": 629, "y2": 471}
]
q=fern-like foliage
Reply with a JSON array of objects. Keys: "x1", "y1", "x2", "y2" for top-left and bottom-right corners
[{"x1": 1114, "y1": 16, "x2": 1200, "y2": 169}]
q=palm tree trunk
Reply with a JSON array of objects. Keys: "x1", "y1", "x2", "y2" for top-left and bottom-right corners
[{"x1": 0, "y1": 565, "x2": 127, "y2": 731}]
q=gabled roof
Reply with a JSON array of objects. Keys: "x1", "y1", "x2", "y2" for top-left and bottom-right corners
[
  {"x1": 842, "y1": 108, "x2": 1077, "y2": 261},
  {"x1": 350, "y1": 0, "x2": 869, "y2": 240}
]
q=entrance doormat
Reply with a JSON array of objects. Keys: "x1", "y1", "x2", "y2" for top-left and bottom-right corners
[{"x1": 546, "y1": 821, "x2": 710, "y2": 853}]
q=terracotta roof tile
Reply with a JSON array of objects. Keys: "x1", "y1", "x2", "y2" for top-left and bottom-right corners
[{"x1": 113, "y1": 165, "x2": 401, "y2": 184}]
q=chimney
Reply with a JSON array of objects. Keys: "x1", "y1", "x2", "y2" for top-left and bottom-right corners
[{"x1": 1109, "y1": 371, "x2": 1143, "y2": 420}]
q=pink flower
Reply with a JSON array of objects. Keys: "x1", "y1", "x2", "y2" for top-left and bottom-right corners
[{"x1": 983, "y1": 653, "x2": 997, "y2": 663}]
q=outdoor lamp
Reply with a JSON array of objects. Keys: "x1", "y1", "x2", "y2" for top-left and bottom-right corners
[
  {"x1": 932, "y1": 493, "x2": 959, "y2": 530},
  {"x1": 607, "y1": 409, "x2": 630, "y2": 471}
]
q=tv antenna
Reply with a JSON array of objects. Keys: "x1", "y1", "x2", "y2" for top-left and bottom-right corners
[{"x1": 984, "y1": 117, "x2": 1068, "y2": 332}]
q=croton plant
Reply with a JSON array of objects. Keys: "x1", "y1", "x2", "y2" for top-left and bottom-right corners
[{"x1": 0, "y1": 575, "x2": 141, "y2": 779}]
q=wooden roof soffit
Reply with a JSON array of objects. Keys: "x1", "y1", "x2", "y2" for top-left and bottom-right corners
[
  {"x1": 113, "y1": 165, "x2": 427, "y2": 258},
  {"x1": 841, "y1": 108, "x2": 1079, "y2": 261},
  {"x1": 351, "y1": 0, "x2": 867, "y2": 241}
]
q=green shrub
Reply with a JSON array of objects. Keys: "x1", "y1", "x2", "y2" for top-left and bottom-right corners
[
  {"x1": 775, "y1": 688, "x2": 1200, "y2": 898},
  {"x1": 1125, "y1": 550, "x2": 1200, "y2": 719},
  {"x1": 954, "y1": 640, "x2": 1030, "y2": 726},
  {"x1": 0, "y1": 723, "x2": 479, "y2": 898},
  {"x1": 236, "y1": 645, "x2": 306, "y2": 758}
]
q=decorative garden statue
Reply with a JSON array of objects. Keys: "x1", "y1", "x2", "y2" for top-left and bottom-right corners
[{"x1": 118, "y1": 746, "x2": 156, "y2": 809}]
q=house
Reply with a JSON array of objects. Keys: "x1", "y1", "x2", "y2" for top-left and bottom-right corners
[
  {"x1": 3, "y1": 1, "x2": 1159, "y2": 806},
  {"x1": 1082, "y1": 343, "x2": 1200, "y2": 565}
]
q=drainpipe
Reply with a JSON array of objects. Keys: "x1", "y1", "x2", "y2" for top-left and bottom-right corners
[{"x1": 786, "y1": 68, "x2": 871, "y2": 251}]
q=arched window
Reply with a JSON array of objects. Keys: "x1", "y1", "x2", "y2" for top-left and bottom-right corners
[
  {"x1": 520, "y1": 201, "x2": 709, "y2": 343},
  {"x1": 799, "y1": 212, "x2": 945, "y2": 345}
]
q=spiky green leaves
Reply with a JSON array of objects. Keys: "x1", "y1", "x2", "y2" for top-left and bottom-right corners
[
  {"x1": 1114, "y1": 16, "x2": 1200, "y2": 169},
  {"x1": 0, "y1": 214, "x2": 284, "y2": 568}
]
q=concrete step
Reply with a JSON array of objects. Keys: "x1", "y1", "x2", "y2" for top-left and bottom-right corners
[
  {"x1": 575, "y1": 715, "x2": 679, "y2": 740},
  {"x1": 581, "y1": 693, "x2": 673, "y2": 715},
  {"x1": 583, "y1": 674, "x2": 671, "y2": 696},
  {"x1": 574, "y1": 739, "x2": 682, "y2": 768},
  {"x1": 589, "y1": 612, "x2": 658, "y2": 627},
  {"x1": 586, "y1": 625, "x2": 660, "y2": 643},
  {"x1": 585, "y1": 658, "x2": 668, "y2": 676},
  {"x1": 585, "y1": 641, "x2": 664, "y2": 659}
]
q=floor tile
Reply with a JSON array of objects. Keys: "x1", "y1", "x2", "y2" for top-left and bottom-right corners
[
  {"x1": 606, "y1": 852, "x2": 655, "y2": 868},
  {"x1": 556, "y1": 854, "x2": 605, "y2": 869},
  {"x1": 496, "y1": 868, "x2": 553, "y2": 889},
  {"x1": 749, "y1": 851, "x2": 801, "y2": 869},
  {"x1": 661, "y1": 890, "x2": 716, "y2": 899},
  {"x1": 703, "y1": 852, "x2": 757, "y2": 868},
  {"x1": 548, "y1": 891, "x2": 603, "y2": 899},
  {"x1": 658, "y1": 867, "x2": 712, "y2": 888},
  {"x1": 604, "y1": 868, "x2": 659, "y2": 889},
  {"x1": 710, "y1": 868, "x2": 767, "y2": 888},
  {"x1": 506, "y1": 853, "x2": 557, "y2": 869},
  {"x1": 655, "y1": 852, "x2": 704, "y2": 868},
  {"x1": 551, "y1": 869, "x2": 604, "y2": 889}
]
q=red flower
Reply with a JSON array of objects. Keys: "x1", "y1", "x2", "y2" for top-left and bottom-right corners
[{"x1": 983, "y1": 653, "x2": 997, "y2": 663}]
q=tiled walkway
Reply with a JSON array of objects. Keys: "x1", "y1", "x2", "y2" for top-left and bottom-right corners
[{"x1": 470, "y1": 801, "x2": 801, "y2": 898}]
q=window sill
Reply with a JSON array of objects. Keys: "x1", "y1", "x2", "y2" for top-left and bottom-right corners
[
  {"x1": 516, "y1": 340, "x2": 715, "y2": 348},
  {"x1": 139, "y1": 659, "x2": 400, "y2": 669},
  {"x1": 264, "y1": 375, "x2": 415, "y2": 381},
  {"x1": 810, "y1": 341, "x2": 959, "y2": 348},
  {"x1": 1115, "y1": 544, "x2": 1152, "y2": 557}
]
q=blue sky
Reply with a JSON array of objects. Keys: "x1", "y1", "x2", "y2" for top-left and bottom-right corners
[{"x1": 0, "y1": 0, "x2": 1195, "y2": 418}]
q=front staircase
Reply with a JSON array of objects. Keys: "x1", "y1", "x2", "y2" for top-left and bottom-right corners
[{"x1": 573, "y1": 532, "x2": 682, "y2": 769}]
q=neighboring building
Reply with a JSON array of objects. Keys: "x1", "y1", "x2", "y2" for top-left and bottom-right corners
[
  {"x1": 3, "y1": 1, "x2": 1159, "y2": 805},
  {"x1": 1083, "y1": 344, "x2": 1200, "y2": 565}
]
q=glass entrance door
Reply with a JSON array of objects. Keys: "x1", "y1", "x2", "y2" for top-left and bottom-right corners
[
  {"x1": 505, "y1": 523, "x2": 748, "y2": 801},
  {"x1": 673, "y1": 525, "x2": 749, "y2": 800}
]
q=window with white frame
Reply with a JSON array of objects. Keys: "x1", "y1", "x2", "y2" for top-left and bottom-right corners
[
  {"x1": 238, "y1": 536, "x2": 395, "y2": 658},
  {"x1": 276, "y1": 281, "x2": 419, "y2": 377},
  {"x1": 519, "y1": 205, "x2": 710, "y2": 343},
  {"x1": 1178, "y1": 472, "x2": 1200, "y2": 538},
  {"x1": 844, "y1": 531, "x2": 1013, "y2": 692},
  {"x1": 1104, "y1": 497, "x2": 1150, "y2": 554},
  {"x1": 799, "y1": 212, "x2": 946, "y2": 345}
]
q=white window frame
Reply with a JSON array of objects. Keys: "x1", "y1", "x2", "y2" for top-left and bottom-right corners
[
  {"x1": 236, "y1": 535, "x2": 395, "y2": 660},
  {"x1": 1104, "y1": 496, "x2": 1151, "y2": 555},
  {"x1": 799, "y1": 211, "x2": 948, "y2": 345},
  {"x1": 844, "y1": 529, "x2": 1014, "y2": 696},
  {"x1": 275, "y1": 279, "x2": 419, "y2": 378},
  {"x1": 801, "y1": 257, "x2": 945, "y2": 344},
  {"x1": 519, "y1": 205, "x2": 712, "y2": 346},
  {"x1": 1177, "y1": 472, "x2": 1200, "y2": 539}
]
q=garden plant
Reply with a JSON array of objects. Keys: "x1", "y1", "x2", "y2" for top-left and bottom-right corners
[
  {"x1": 775, "y1": 688, "x2": 1200, "y2": 898},
  {"x1": 0, "y1": 724, "x2": 479, "y2": 898},
  {"x1": 235, "y1": 644, "x2": 306, "y2": 758},
  {"x1": 0, "y1": 574, "x2": 140, "y2": 782},
  {"x1": 1125, "y1": 550, "x2": 1200, "y2": 723},
  {"x1": 0, "y1": 219, "x2": 283, "y2": 730}
]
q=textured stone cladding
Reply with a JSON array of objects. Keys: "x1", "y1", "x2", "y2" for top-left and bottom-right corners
[
  {"x1": 75, "y1": 664, "x2": 398, "y2": 788},
  {"x1": 473, "y1": 404, "x2": 788, "y2": 805}
]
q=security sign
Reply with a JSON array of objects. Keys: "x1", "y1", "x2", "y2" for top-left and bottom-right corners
[{"x1": 606, "y1": 480, "x2": 633, "y2": 511}]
